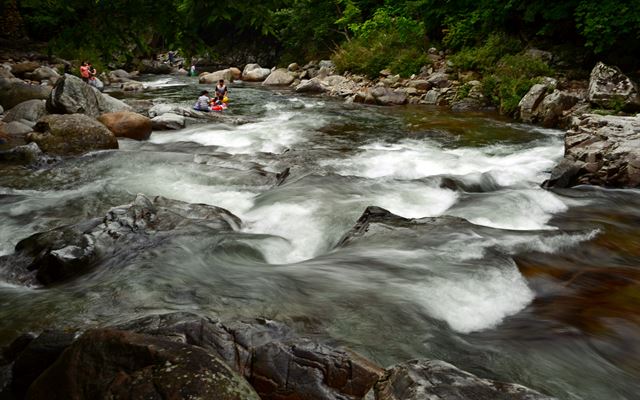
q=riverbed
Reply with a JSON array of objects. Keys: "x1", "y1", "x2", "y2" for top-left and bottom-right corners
[{"x1": 1, "y1": 75, "x2": 639, "y2": 399}]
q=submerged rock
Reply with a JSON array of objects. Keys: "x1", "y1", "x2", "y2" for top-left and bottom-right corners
[
  {"x1": 27, "y1": 114, "x2": 118, "y2": 156},
  {"x1": 543, "y1": 114, "x2": 640, "y2": 188},
  {"x1": 372, "y1": 360, "x2": 555, "y2": 400},
  {"x1": 0, "y1": 194, "x2": 241, "y2": 285},
  {"x1": 151, "y1": 112, "x2": 186, "y2": 130}
]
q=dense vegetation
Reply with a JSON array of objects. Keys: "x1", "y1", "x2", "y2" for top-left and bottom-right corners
[{"x1": 1, "y1": 0, "x2": 638, "y2": 114}]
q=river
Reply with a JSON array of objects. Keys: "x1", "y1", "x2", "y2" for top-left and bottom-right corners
[{"x1": 1, "y1": 75, "x2": 639, "y2": 399}]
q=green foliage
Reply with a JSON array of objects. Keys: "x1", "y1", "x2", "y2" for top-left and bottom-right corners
[
  {"x1": 450, "y1": 34, "x2": 522, "y2": 73},
  {"x1": 332, "y1": 7, "x2": 427, "y2": 78},
  {"x1": 575, "y1": 1, "x2": 640, "y2": 54},
  {"x1": 483, "y1": 54, "x2": 554, "y2": 115}
]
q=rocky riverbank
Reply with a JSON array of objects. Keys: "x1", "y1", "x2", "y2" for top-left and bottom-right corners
[{"x1": 0, "y1": 311, "x2": 555, "y2": 400}]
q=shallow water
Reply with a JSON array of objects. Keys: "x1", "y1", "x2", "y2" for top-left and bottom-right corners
[{"x1": 1, "y1": 75, "x2": 639, "y2": 399}]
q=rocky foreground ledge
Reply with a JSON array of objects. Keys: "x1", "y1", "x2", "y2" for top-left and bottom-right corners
[{"x1": 0, "y1": 312, "x2": 555, "y2": 400}]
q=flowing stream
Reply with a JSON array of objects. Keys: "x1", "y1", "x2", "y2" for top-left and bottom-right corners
[{"x1": 1, "y1": 75, "x2": 639, "y2": 399}]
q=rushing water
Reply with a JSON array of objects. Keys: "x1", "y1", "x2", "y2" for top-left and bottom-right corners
[{"x1": 1, "y1": 75, "x2": 639, "y2": 399}]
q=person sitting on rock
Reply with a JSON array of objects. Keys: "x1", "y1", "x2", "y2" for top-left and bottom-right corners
[
  {"x1": 194, "y1": 90, "x2": 211, "y2": 112},
  {"x1": 215, "y1": 79, "x2": 228, "y2": 103}
]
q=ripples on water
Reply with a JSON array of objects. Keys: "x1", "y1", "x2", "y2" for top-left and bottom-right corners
[{"x1": 1, "y1": 75, "x2": 639, "y2": 399}]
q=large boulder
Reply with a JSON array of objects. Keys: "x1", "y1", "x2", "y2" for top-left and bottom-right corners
[
  {"x1": 262, "y1": 68, "x2": 295, "y2": 86},
  {"x1": 98, "y1": 111, "x2": 152, "y2": 140},
  {"x1": 0, "y1": 77, "x2": 51, "y2": 110},
  {"x1": 2, "y1": 99, "x2": 47, "y2": 125},
  {"x1": 47, "y1": 74, "x2": 130, "y2": 117},
  {"x1": 117, "y1": 313, "x2": 384, "y2": 400},
  {"x1": 535, "y1": 90, "x2": 581, "y2": 128},
  {"x1": 242, "y1": 64, "x2": 271, "y2": 82},
  {"x1": 25, "y1": 329, "x2": 259, "y2": 400},
  {"x1": 0, "y1": 194, "x2": 240, "y2": 285},
  {"x1": 27, "y1": 114, "x2": 118, "y2": 156},
  {"x1": 108, "y1": 69, "x2": 132, "y2": 83},
  {"x1": 200, "y1": 68, "x2": 234, "y2": 84},
  {"x1": 588, "y1": 62, "x2": 640, "y2": 111},
  {"x1": 0, "y1": 142, "x2": 47, "y2": 166},
  {"x1": 372, "y1": 360, "x2": 555, "y2": 400},
  {"x1": 2, "y1": 121, "x2": 32, "y2": 135},
  {"x1": 543, "y1": 114, "x2": 640, "y2": 188},
  {"x1": 519, "y1": 78, "x2": 556, "y2": 123},
  {"x1": 229, "y1": 67, "x2": 242, "y2": 80}
]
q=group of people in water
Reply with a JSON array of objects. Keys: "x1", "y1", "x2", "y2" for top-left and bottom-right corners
[{"x1": 194, "y1": 79, "x2": 229, "y2": 112}]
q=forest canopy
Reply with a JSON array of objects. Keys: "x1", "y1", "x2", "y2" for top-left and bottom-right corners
[{"x1": 2, "y1": 0, "x2": 639, "y2": 71}]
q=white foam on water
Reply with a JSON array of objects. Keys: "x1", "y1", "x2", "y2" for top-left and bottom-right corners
[
  {"x1": 404, "y1": 260, "x2": 534, "y2": 333},
  {"x1": 370, "y1": 183, "x2": 458, "y2": 219},
  {"x1": 150, "y1": 111, "x2": 321, "y2": 154},
  {"x1": 143, "y1": 77, "x2": 186, "y2": 88},
  {"x1": 450, "y1": 188, "x2": 569, "y2": 230},
  {"x1": 328, "y1": 138, "x2": 562, "y2": 186},
  {"x1": 240, "y1": 200, "x2": 327, "y2": 263}
]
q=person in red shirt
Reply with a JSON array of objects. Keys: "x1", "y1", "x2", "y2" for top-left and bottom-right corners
[{"x1": 79, "y1": 61, "x2": 90, "y2": 82}]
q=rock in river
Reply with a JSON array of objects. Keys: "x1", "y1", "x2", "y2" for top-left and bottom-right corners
[
  {"x1": 0, "y1": 194, "x2": 241, "y2": 286},
  {"x1": 97, "y1": 111, "x2": 152, "y2": 140},
  {"x1": 27, "y1": 114, "x2": 118, "y2": 156}
]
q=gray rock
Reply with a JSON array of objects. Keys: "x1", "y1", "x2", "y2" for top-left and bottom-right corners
[
  {"x1": 0, "y1": 142, "x2": 44, "y2": 165},
  {"x1": 536, "y1": 90, "x2": 581, "y2": 128},
  {"x1": 262, "y1": 68, "x2": 295, "y2": 86},
  {"x1": 200, "y1": 68, "x2": 234, "y2": 84},
  {"x1": 3, "y1": 99, "x2": 47, "y2": 124},
  {"x1": 544, "y1": 114, "x2": 640, "y2": 188},
  {"x1": 242, "y1": 64, "x2": 271, "y2": 82},
  {"x1": 100, "y1": 93, "x2": 133, "y2": 113},
  {"x1": 588, "y1": 62, "x2": 640, "y2": 111},
  {"x1": 151, "y1": 112, "x2": 186, "y2": 130},
  {"x1": 426, "y1": 72, "x2": 450, "y2": 88},
  {"x1": 287, "y1": 63, "x2": 299, "y2": 71},
  {"x1": 519, "y1": 83, "x2": 550, "y2": 123},
  {"x1": 407, "y1": 79, "x2": 431, "y2": 91},
  {"x1": 27, "y1": 114, "x2": 118, "y2": 156},
  {"x1": 372, "y1": 360, "x2": 556, "y2": 400},
  {"x1": 3, "y1": 121, "x2": 32, "y2": 135},
  {"x1": 0, "y1": 105, "x2": 3, "y2": 114},
  {"x1": 25, "y1": 66, "x2": 60, "y2": 83},
  {"x1": 120, "y1": 80, "x2": 145, "y2": 91},
  {"x1": 3, "y1": 194, "x2": 240, "y2": 286},
  {"x1": 371, "y1": 87, "x2": 407, "y2": 105},
  {"x1": 295, "y1": 78, "x2": 326, "y2": 93},
  {"x1": 0, "y1": 77, "x2": 52, "y2": 110}
]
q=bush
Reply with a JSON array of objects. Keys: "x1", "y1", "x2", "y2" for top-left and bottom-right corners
[
  {"x1": 332, "y1": 8, "x2": 427, "y2": 78},
  {"x1": 484, "y1": 54, "x2": 554, "y2": 115},
  {"x1": 450, "y1": 33, "x2": 522, "y2": 73}
]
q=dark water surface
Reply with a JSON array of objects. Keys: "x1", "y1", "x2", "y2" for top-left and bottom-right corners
[{"x1": 1, "y1": 75, "x2": 638, "y2": 399}]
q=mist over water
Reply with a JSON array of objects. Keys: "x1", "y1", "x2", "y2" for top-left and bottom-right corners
[{"x1": 1, "y1": 76, "x2": 639, "y2": 399}]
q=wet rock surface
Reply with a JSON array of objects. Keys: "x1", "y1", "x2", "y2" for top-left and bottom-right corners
[
  {"x1": 0, "y1": 194, "x2": 241, "y2": 286},
  {"x1": 543, "y1": 114, "x2": 640, "y2": 188},
  {"x1": 372, "y1": 360, "x2": 555, "y2": 400},
  {"x1": 97, "y1": 111, "x2": 152, "y2": 140}
]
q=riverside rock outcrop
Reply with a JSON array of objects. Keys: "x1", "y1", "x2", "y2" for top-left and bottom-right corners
[
  {"x1": 543, "y1": 114, "x2": 640, "y2": 188},
  {"x1": 27, "y1": 114, "x2": 118, "y2": 156},
  {"x1": 0, "y1": 76, "x2": 51, "y2": 110},
  {"x1": 588, "y1": 62, "x2": 640, "y2": 111}
]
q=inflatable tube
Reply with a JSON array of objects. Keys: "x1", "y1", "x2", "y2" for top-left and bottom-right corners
[{"x1": 211, "y1": 104, "x2": 227, "y2": 111}]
